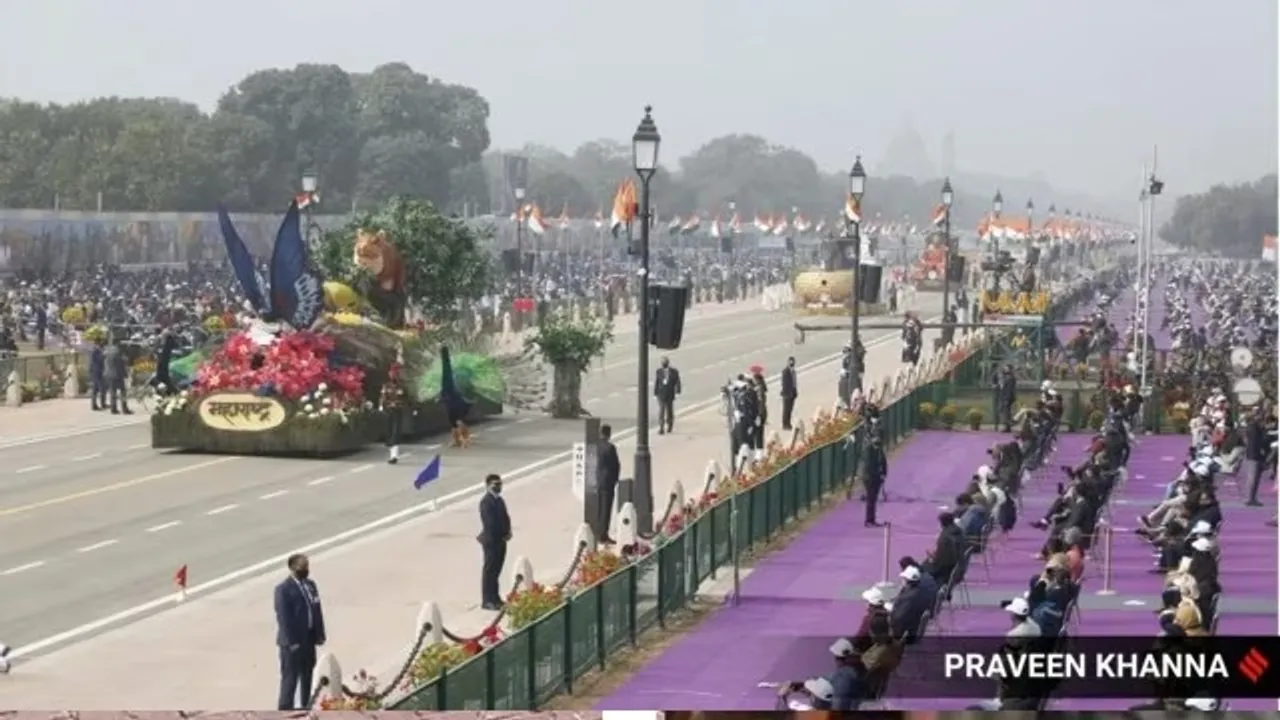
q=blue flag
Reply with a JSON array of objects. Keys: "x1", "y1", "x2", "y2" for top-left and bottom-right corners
[{"x1": 414, "y1": 455, "x2": 442, "y2": 490}]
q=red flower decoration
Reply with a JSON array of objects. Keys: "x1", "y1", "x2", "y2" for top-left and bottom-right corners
[{"x1": 193, "y1": 330, "x2": 366, "y2": 404}]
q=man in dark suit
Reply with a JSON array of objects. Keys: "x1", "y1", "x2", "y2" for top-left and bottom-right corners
[
  {"x1": 89, "y1": 339, "x2": 106, "y2": 411},
  {"x1": 597, "y1": 424, "x2": 621, "y2": 544},
  {"x1": 924, "y1": 512, "x2": 965, "y2": 584},
  {"x1": 274, "y1": 553, "x2": 326, "y2": 710},
  {"x1": 478, "y1": 473, "x2": 511, "y2": 610},
  {"x1": 861, "y1": 425, "x2": 888, "y2": 527},
  {"x1": 780, "y1": 356, "x2": 798, "y2": 431},
  {"x1": 654, "y1": 356, "x2": 681, "y2": 434},
  {"x1": 1244, "y1": 407, "x2": 1268, "y2": 506},
  {"x1": 104, "y1": 336, "x2": 132, "y2": 415}
]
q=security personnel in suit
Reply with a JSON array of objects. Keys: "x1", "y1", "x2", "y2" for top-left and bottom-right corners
[
  {"x1": 274, "y1": 553, "x2": 326, "y2": 710},
  {"x1": 478, "y1": 473, "x2": 511, "y2": 610},
  {"x1": 597, "y1": 424, "x2": 621, "y2": 544},
  {"x1": 104, "y1": 336, "x2": 132, "y2": 415},
  {"x1": 861, "y1": 416, "x2": 888, "y2": 527},
  {"x1": 89, "y1": 339, "x2": 106, "y2": 411},
  {"x1": 654, "y1": 356, "x2": 682, "y2": 434},
  {"x1": 780, "y1": 356, "x2": 798, "y2": 431}
]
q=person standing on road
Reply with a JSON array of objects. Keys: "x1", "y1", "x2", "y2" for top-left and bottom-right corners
[
  {"x1": 89, "y1": 338, "x2": 106, "y2": 411},
  {"x1": 274, "y1": 553, "x2": 326, "y2": 710},
  {"x1": 478, "y1": 473, "x2": 511, "y2": 610},
  {"x1": 104, "y1": 335, "x2": 132, "y2": 415},
  {"x1": 381, "y1": 364, "x2": 407, "y2": 465},
  {"x1": 597, "y1": 423, "x2": 621, "y2": 544},
  {"x1": 654, "y1": 356, "x2": 682, "y2": 434},
  {"x1": 780, "y1": 356, "x2": 798, "y2": 431}
]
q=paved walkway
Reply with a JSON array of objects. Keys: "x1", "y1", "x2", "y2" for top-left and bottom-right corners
[
  {"x1": 597, "y1": 430, "x2": 994, "y2": 710},
  {"x1": 0, "y1": 400, "x2": 147, "y2": 444}
]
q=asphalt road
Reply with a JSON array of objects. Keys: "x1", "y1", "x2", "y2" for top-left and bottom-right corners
[{"x1": 0, "y1": 294, "x2": 944, "y2": 654}]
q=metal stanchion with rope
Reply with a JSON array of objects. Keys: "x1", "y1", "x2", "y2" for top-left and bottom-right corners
[
  {"x1": 1094, "y1": 523, "x2": 1117, "y2": 596},
  {"x1": 309, "y1": 534, "x2": 599, "y2": 709},
  {"x1": 875, "y1": 522, "x2": 896, "y2": 588}
]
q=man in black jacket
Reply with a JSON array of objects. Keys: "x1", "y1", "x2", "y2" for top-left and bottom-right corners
[
  {"x1": 780, "y1": 356, "x2": 798, "y2": 431},
  {"x1": 597, "y1": 424, "x2": 621, "y2": 544},
  {"x1": 862, "y1": 425, "x2": 888, "y2": 527},
  {"x1": 274, "y1": 553, "x2": 326, "y2": 710},
  {"x1": 1244, "y1": 407, "x2": 1269, "y2": 506},
  {"x1": 925, "y1": 512, "x2": 965, "y2": 584},
  {"x1": 478, "y1": 474, "x2": 511, "y2": 610},
  {"x1": 654, "y1": 356, "x2": 682, "y2": 434},
  {"x1": 994, "y1": 364, "x2": 1016, "y2": 432}
]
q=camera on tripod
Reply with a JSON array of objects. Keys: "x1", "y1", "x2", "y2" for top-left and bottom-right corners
[{"x1": 980, "y1": 250, "x2": 1015, "y2": 274}]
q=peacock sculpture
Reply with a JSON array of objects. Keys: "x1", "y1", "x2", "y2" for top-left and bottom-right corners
[{"x1": 410, "y1": 339, "x2": 546, "y2": 448}]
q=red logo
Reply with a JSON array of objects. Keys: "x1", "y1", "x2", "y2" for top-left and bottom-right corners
[
  {"x1": 1238, "y1": 647, "x2": 1269, "y2": 683},
  {"x1": 512, "y1": 297, "x2": 535, "y2": 313}
]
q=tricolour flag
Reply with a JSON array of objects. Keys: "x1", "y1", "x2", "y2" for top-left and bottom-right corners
[
  {"x1": 527, "y1": 204, "x2": 547, "y2": 235},
  {"x1": 557, "y1": 203, "x2": 571, "y2": 230},
  {"x1": 593, "y1": 210, "x2": 605, "y2": 230},
  {"x1": 667, "y1": 215, "x2": 683, "y2": 233},
  {"x1": 709, "y1": 215, "x2": 722, "y2": 238},
  {"x1": 844, "y1": 195, "x2": 861, "y2": 223},
  {"x1": 1263, "y1": 235, "x2": 1277, "y2": 262},
  {"x1": 610, "y1": 180, "x2": 637, "y2": 239},
  {"x1": 295, "y1": 192, "x2": 319, "y2": 210},
  {"x1": 414, "y1": 454, "x2": 442, "y2": 490},
  {"x1": 930, "y1": 203, "x2": 947, "y2": 227},
  {"x1": 681, "y1": 215, "x2": 701, "y2": 234}
]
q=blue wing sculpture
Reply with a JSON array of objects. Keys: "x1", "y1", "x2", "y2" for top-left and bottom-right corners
[
  {"x1": 217, "y1": 205, "x2": 270, "y2": 316},
  {"x1": 269, "y1": 201, "x2": 325, "y2": 330}
]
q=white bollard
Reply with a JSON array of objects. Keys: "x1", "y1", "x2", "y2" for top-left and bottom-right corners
[
  {"x1": 416, "y1": 601, "x2": 445, "y2": 645},
  {"x1": 63, "y1": 364, "x2": 80, "y2": 399},
  {"x1": 5, "y1": 371, "x2": 21, "y2": 406},
  {"x1": 616, "y1": 502, "x2": 639, "y2": 546},
  {"x1": 313, "y1": 652, "x2": 344, "y2": 707},
  {"x1": 512, "y1": 556, "x2": 535, "y2": 589},
  {"x1": 500, "y1": 311, "x2": 513, "y2": 343}
]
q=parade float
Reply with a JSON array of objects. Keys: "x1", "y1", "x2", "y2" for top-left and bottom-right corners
[
  {"x1": 150, "y1": 198, "x2": 536, "y2": 456},
  {"x1": 910, "y1": 233, "x2": 949, "y2": 291},
  {"x1": 791, "y1": 237, "x2": 887, "y2": 316}
]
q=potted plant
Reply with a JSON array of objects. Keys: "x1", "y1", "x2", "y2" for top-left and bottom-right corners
[
  {"x1": 965, "y1": 407, "x2": 984, "y2": 430},
  {"x1": 938, "y1": 404, "x2": 958, "y2": 430},
  {"x1": 525, "y1": 311, "x2": 613, "y2": 418},
  {"x1": 918, "y1": 401, "x2": 937, "y2": 429},
  {"x1": 1167, "y1": 408, "x2": 1191, "y2": 434},
  {"x1": 1088, "y1": 409, "x2": 1106, "y2": 431}
]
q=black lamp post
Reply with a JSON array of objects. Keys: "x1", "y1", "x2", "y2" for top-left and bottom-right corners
[
  {"x1": 513, "y1": 174, "x2": 527, "y2": 297},
  {"x1": 847, "y1": 155, "x2": 867, "y2": 393},
  {"x1": 631, "y1": 106, "x2": 661, "y2": 533},
  {"x1": 940, "y1": 177, "x2": 954, "y2": 317},
  {"x1": 991, "y1": 189, "x2": 1004, "y2": 292}
]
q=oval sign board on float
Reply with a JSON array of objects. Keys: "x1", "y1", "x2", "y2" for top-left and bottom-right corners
[{"x1": 197, "y1": 393, "x2": 288, "y2": 432}]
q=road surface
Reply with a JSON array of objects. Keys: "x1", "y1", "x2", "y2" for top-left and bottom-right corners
[{"x1": 0, "y1": 294, "x2": 943, "y2": 659}]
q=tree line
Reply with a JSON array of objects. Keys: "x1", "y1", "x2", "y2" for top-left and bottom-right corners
[
  {"x1": 0, "y1": 61, "x2": 997, "y2": 227},
  {"x1": 1159, "y1": 174, "x2": 1277, "y2": 258}
]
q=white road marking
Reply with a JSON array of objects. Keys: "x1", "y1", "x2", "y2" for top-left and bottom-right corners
[
  {"x1": 72, "y1": 453, "x2": 103, "y2": 462},
  {"x1": 350, "y1": 464, "x2": 375, "y2": 474},
  {"x1": 7, "y1": 317, "x2": 936, "y2": 660},
  {"x1": 259, "y1": 490, "x2": 289, "y2": 500},
  {"x1": 516, "y1": 417, "x2": 534, "y2": 424},
  {"x1": 585, "y1": 397, "x2": 600, "y2": 404},
  {"x1": 206, "y1": 504, "x2": 239, "y2": 516},
  {"x1": 127, "y1": 443, "x2": 150, "y2": 450},
  {"x1": 146, "y1": 521, "x2": 181, "y2": 533},
  {"x1": 15, "y1": 465, "x2": 46, "y2": 474},
  {"x1": 2, "y1": 560, "x2": 45, "y2": 576},
  {"x1": 77, "y1": 539, "x2": 120, "y2": 553},
  {"x1": 308, "y1": 476, "x2": 336, "y2": 486}
]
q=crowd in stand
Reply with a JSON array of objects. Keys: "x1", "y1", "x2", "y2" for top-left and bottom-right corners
[
  {"x1": 777, "y1": 257, "x2": 1276, "y2": 712},
  {"x1": 0, "y1": 251, "x2": 790, "y2": 357}
]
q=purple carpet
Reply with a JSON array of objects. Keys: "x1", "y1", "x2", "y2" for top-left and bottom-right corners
[
  {"x1": 595, "y1": 432, "x2": 1276, "y2": 711},
  {"x1": 596, "y1": 431, "x2": 1000, "y2": 711}
]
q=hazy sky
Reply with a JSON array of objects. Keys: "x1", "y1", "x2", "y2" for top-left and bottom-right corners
[{"x1": 2, "y1": 0, "x2": 1275, "y2": 201}]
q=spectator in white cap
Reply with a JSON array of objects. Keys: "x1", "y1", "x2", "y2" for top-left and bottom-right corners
[
  {"x1": 890, "y1": 562, "x2": 931, "y2": 642},
  {"x1": 1000, "y1": 596, "x2": 1041, "y2": 639},
  {"x1": 775, "y1": 637, "x2": 868, "y2": 710},
  {"x1": 852, "y1": 587, "x2": 892, "y2": 653}
]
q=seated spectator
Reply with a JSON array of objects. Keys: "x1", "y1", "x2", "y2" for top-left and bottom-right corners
[
  {"x1": 852, "y1": 587, "x2": 892, "y2": 653},
  {"x1": 955, "y1": 492, "x2": 989, "y2": 542},
  {"x1": 776, "y1": 637, "x2": 868, "y2": 711},
  {"x1": 1026, "y1": 561, "x2": 1070, "y2": 636},
  {"x1": 1059, "y1": 527, "x2": 1086, "y2": 582},
  {"x1": 890, "y1": 564, "x2": 931, "y2": 642},
  {"x1": 899, "y1": 555, "x2": 938, "y2": 616},
  {"x1": 923, "y1": 512, "x2": 965, "y2": 584}
]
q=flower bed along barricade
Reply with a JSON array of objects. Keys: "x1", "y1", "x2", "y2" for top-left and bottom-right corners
[{"x1": 390, "y1": 380, "x2": 935, "y2": 710}]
